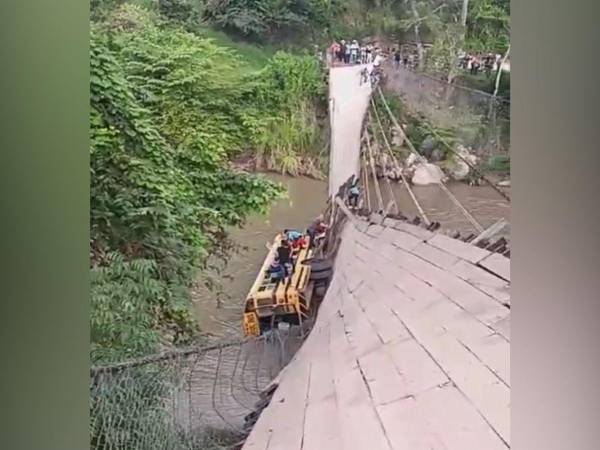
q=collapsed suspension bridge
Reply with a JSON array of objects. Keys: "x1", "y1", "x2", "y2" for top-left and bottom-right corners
[{"x1": 91, "y1": 63, "x2": 511, "y2": 450}]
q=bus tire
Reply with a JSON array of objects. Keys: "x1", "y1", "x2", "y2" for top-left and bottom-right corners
[
  {"x1": 314, "y1": 285, "x2": 328, "y2": 297},
  {"x1": 310, "y1": 269, "x2": 332, "y2": 282},
  {"x1": 309, "y1": 259, "x2": 333, "y2": 273}
]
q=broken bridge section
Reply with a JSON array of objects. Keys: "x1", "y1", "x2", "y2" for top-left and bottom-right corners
[
  {"x1": 328, "y1": 64, "x2": 373, "y2": 197},
  {"x1": 242, "y1": 216, "x2": 510, "y2": 450}
]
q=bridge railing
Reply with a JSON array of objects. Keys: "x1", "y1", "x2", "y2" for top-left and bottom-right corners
[{"x1": 90, "y1": 332, "x2": 300, "y2": 450}]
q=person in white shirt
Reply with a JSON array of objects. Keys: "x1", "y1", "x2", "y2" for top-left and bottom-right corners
[{"x1": 350, "y1": 40, "x2": 359, "y2": 64}]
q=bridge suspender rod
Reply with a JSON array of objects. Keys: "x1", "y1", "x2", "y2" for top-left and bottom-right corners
[
  {"x1": 361, "y1": 149, "x2": 372, "y2": 211},
  {"x1": 370, "y1": 100, "x2": 430, "y2": 226},
  {"x1": 439, "y1": 182, "x2": 484, "y2": 233},
  {"x1": 364, "y1": 131, "x2": 385, "y2": 212},
  {"x1": 376, "y1": 87, "x2": 485, "y2": 234},
  {"x1": 367, "y1": 110, "x2": 400, "y2": 216}
]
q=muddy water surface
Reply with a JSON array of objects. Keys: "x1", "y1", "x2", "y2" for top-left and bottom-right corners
[{"x1": 192, "y1": 174, "x2": 328, "y2": 337}]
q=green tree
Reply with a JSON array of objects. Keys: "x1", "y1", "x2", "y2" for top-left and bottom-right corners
[{"x1": 90, "y1": 15, "x2": 283, "y2": 363}]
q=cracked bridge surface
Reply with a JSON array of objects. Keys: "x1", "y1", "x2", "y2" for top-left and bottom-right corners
[{"x1": 242, "y1": 65, "x2": 510, "y2": 450}]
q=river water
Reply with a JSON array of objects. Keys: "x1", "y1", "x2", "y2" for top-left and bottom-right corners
[{"x1": 192, "y1": 173, "x2": 509, "y2": 337}]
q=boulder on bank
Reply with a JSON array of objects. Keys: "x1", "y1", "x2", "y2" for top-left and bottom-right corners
[
  {"x1": 445, "y1": 145, "x2": 478, "y2": 181},
  {"x1": 405, "y1": 152, "x2": 419, "y2": 168},
  {"x1": 430, "y1": 148, "x2": 445, "y2": 162},
  {"x1": 391, "y1": 128, "x2": 404, "y2": 147},
  {"x1": 412, "y1": 163, "x2": 446, "y2": 185},
  {"x1": 419, "y1": 136, "x2": 437, "y2": 159}
]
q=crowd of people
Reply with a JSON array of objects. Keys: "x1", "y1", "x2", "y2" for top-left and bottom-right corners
[
  {"x1": 267, "y1": 216, "x2": 329, "y2": 283},
  {"x1": 392, "y1": 48, "x2": 417, "y2": 70},
  {"x1": 387, "y1": 47, "x2": 505, "y2": 77},
  {"x1": 459, "y1": 53, "x2": 504, "y2": 76},
  {"x1": 327, "y1": 40, "x2": 385, "y2": 67}
]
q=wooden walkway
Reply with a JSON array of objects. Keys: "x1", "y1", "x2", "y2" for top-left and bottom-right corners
[{"x1": 243, "y1": 217, "x2": 510, "y2": 450}]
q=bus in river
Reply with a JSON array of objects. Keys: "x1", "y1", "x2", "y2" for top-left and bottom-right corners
[{"x1": 242, "y1": 232, "x2": 332, "y2": 337}]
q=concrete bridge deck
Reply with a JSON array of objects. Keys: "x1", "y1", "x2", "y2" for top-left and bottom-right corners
[{"x1": 242, "y1": 64, "x2": 510, "y2": 450}]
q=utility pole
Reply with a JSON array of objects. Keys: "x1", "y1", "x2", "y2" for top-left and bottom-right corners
[{"x1": 493, "y1": 45, "x2": 511, "y2": 97}]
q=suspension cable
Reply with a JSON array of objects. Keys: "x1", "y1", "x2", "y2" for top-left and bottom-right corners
[
  {"x1": 363, "y1": 131, "x2": 385, "y2": 212},
  {"x1": 376, "y1": 87, "x2": 484, "y2": 233},
  {"x1": 370, "y1": 99, "x2": 431, "y2": 225},
  {"x1": 361, "y1": 148, "x2": 372, "y2": 211},
  {"x1": 367, "y1": 109, "x2": 400, "y2": 216}
]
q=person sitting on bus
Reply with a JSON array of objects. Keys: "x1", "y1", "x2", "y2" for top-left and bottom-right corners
[
  {"x1": 291, "y1": 234, "x2": 307, "y2": 251},
  {"x1": 284, "y1": 229, "x2": 303, "y2": 242},
  {"x1": 268, "y1": 257, "x2": 285, "y2": 282},
  {"x1": 277, "y1": 239, "x2": 292, "y2": 276},
  {"x1": 307, "y1": 215, "x2": 328, "y2": 247},
  {"x1": 283, "y1": 229, "x2": 306, "y2": 252}
]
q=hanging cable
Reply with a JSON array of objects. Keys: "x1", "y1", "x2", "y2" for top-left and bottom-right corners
[
  {"x1": 376, "y1": 87, "x2": 484, "y2": 233},
  {"x1": 367, "y1": 109, "x2": 400, "y2": 216},
  {"x1": 361, "y1": 148, "x2": 372, "y2": 211},
  {"x1": 363, "y1": 131, "x2": 385, "y2": 212},
  {"x1": 370, "y1": 99, "x2": 431, "y2": 225}
]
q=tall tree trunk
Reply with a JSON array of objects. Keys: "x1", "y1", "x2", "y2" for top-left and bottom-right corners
[
  {"x1": 458, "y1": 0, "x2": 469, "y2": 83},
  {"x1": 488, "y1": 45, "x2": 510, "y2": 151},
  {"x1": 493, "y1": 45, "x2": 511, "y2": 97},
  {"x1": 460, "y1": 0, "x2": 470, "y2": 28},
  {"x1": 409, "y1": 0, "x2": 424, "y2": 70}
]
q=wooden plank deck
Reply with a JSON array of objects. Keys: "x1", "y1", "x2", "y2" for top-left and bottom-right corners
[{"x1": 242, "y1": 218, "x2": 510, "y2": 450}]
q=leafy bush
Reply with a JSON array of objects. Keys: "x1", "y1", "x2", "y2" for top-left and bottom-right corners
[
  {"x1": 487, "y1": 154, "x2": 510, "y2": 173},
  {"x1": 242, "y1": 52, "x2": 327, "y2": 174},
  {"x1": 90, "y1": 19, "x2": 284, "y2": 363}
]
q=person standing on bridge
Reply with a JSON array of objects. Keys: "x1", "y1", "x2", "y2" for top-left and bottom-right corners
[
  {"x1": 328, "y1": 41, "x2": 339, "y2": 67},
  {"x1": 394, "y1": 49, "x2": 401, "y2": 70},
  {"x1": 348, "y1": 184, "x2": 360, "y2": 208},
  {"x1": 338, "y1": 40, "x2": 346, "y2": 64},
  {"x1": 360, "y1": 45, "x2": 368, "y2": 64},
  {"x1": 359, "y1": 66, "x2": 369, "y2": 85},
  {"x1": 344, "y1": 42, "x2": 351, "y2": 64},
  {"x1": 365, "y1": 44, "x2": 373, "y2": 63},
  {"x1": 350, "y1": 40, "x2": 359, "y2": 64}
]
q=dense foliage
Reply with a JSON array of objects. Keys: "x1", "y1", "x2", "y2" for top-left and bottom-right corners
[
  {"x1": 90, "y1": 5, "x2": 330, "y2": 363},
  {"x1": 243, "y1": 52, "x2": 327, "y2": 175},
  {"x1": 466, "y1": 0, "x2": 510, "y2": 53}
]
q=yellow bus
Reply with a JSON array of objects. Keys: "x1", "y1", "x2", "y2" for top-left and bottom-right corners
[{"x1": 242, "y1": 233, "x2": 331, "y2": 337}]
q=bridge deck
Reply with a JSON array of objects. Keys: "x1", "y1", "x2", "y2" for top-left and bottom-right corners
[
  {"x1": 243, "y1": 218, "x2": 510, "y2": 450},
  {"x1": 328, "y1": 64, "x2": 372, "y2": 197}
]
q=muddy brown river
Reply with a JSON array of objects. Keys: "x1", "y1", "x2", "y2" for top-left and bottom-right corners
[{"x1": 192, "y1": 173, "x2": 509, "y2": 337}]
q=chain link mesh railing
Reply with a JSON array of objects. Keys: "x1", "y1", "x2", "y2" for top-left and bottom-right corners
[
  {"x1": 384, "y1": 64, "x2": 510, "y2": 160},
  {"x1": 91, "y1": 329, "x2": 304, "y2": 450}
]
